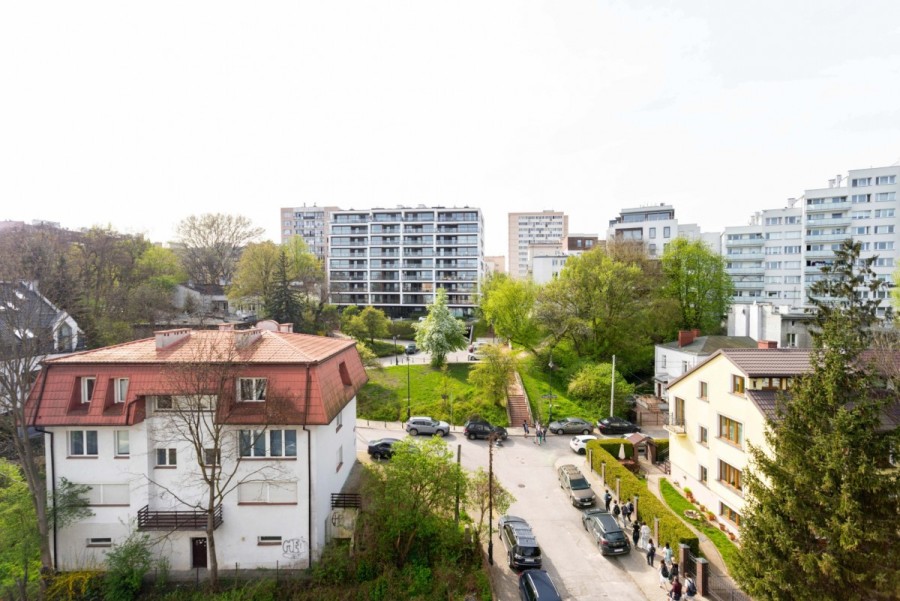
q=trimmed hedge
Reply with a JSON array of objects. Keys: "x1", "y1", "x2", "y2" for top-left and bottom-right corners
[
  {"x1": 597, "y1": 438, "x2": 634, "y2": 459},
  {"x1": 654, "y1": 438, "x2": 669, "y2": 460},
  {"x1": 585, "y1": 441, "x2": 699, "y2": 559}
]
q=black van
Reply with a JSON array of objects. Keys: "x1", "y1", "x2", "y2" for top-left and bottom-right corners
[{"x1": 498, "y1": 515, "x2": 542, "y2": 570}]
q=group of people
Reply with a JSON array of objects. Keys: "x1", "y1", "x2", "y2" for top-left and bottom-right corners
[
  {"x1": 523, "y1": 420, "x2": 547, "y2": 445},
  {"x1": 620, "y1": 507, "x2": 696, "y2": 600}
]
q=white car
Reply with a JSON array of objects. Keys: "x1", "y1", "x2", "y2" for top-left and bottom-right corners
[{"x1": 569, "y1": 435, "x2": 598, "y2": 455}]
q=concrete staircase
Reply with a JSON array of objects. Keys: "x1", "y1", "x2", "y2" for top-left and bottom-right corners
[{"x1": 506, "y1": 372, "x2": 534, "y2": 429}]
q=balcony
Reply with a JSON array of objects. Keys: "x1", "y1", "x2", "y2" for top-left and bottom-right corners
[
  {"x1": 664, "y1": 417, "x2": 686, "y2": 436},
  {"x1": 725, "y1": 237, "x2": 764, "y2": 246},
  {"x1": 138, "y1": 504, "x2": 222, "y2": 531},
  {"x1": 725, "y1": 251, "x2": 765, "y2": 260},
  {"x1": 806, "y1": 200, "x2": 851, "y2": 211},
  {"x1": 806, "y1": 216, "x2": 851, "y2": 226},
  {"x1": 805, "y1": 232, "x2": 850, "y2": 242}
]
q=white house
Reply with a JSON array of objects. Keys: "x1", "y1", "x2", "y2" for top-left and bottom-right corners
[
  {"x1": 653, "y1": 330, "x2": 757, "y2": 399},
  {"x1": 28, "y1": 322, "x2": 366, "y2": 572}
]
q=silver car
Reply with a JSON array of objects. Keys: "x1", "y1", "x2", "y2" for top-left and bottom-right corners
[
  {"x1": 405, "y1": 416, "x2": 450, "y2": 437},
  {"x1": 548, "y1": 417, "x2": 594, "y2": 435}
]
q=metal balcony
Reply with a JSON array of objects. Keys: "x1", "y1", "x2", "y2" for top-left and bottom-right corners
[{"x1": 137, "y1": 504, "x2": 222, "y2": 531}]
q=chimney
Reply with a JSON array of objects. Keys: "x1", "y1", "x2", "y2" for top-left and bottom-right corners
[
  {"x1": 217, "y1": 323, "x2": 235, "y2": 331},
  {"x1": 691, "y1": 329, "x2": 701, "y2": 338},
  {"x1": 234, "y1": 328, "x2": 263, "y2": 349},
  {"x1": 155, "y1": 328, "x2": 191, "y2": 349},
  {"x1": 678, "y1": 330, "x2": 696, "y2": 347},
  {"x1": 757, "y1": 340, "x2": 778, "y2": 349}
]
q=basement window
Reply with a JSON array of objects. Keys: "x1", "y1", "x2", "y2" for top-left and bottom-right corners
[
  {"x1": 257, "y1": 536, "x2": 282, "y2": 546},
  {"x1": 86, "y1": 538, "x2": 112, "y2": 548}
]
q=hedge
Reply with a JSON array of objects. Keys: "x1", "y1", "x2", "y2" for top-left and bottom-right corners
[
  {"x1": 654, "y1": 438, "x2": 669, "y2": 460},
  {"x1": 585, "y1": 441, "x2": 699, "y2": 559},
  {"x1": 597, "y1": 438, "x2": 634, "y2": 459}
]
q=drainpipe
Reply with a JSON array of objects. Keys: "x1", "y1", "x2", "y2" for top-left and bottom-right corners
[
  {"x1": 31, "y1": 364, "x2": 58, "y2": 572},
  {"x1": 303, "y1": 364, "x2": 313, "y2": 569}
]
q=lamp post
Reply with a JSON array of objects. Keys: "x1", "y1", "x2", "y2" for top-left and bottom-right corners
[
  {"x1": 406, "y1": 354, "x2": 411, "y2": 421},
  {"x1": 541, "y1": 351, "x2": 557, "y2": 424},
  {"x1": 487, "y1": 430, "x2": 498, "y2": 565},
  {"x1": 393, "y1": 335, "x2": 398, "y2": 366}
]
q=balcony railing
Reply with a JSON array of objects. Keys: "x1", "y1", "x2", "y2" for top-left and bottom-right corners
[
  {"x1": 138, "y1": 504, "x2": 222, "y2": 531},
  {"x1": 664, "y1": 416, "x2": 686, "y2": 436}
]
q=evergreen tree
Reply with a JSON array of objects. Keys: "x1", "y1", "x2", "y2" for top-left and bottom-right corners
[
  {"x1": 414, "y1": 288, "x2": 467, "y2": 368},
  {"x1": 734, "y1": 238, "x2": 900, "y2": 601},
  {"x1": 264, "y1": 250, "x2": 299, "y2": 327}
]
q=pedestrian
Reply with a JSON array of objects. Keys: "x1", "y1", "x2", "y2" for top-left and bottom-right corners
[
  {"x1": 659, "y1": 562, "x2": 669, "y2": 589},
  {"x1": 631, "y1": 521, "x2": 640, "y2": 548},
  {"x1": 662, "y1": 542, "x2": 673, "y2": 568},
  {"x1": 612, "y1": 501, "x2": 621, "y2": 523},
  {"x1": 533, "y1": 421, "x2": 540, "y2": 444},
  {"x1": 669, "y1": 562, "x2": 679, "y2": 583},
  {"x1": 623, "y1": 500, "x2": 632, "y2": 523},
  {"x1": 684, "y1": 576, "x2": 697, "y2": 599},
  {"x1": 523, "y1": 420, "x2": 529, "y2": 438},
  {"x1": 604, "y1": 490, "x2": 612, "y2": 512},
  {"x1": 639, "y1": 521, "x2": 651, "y2": 551},
  {"x1": 668, "y1": 576, "x2": 682, "y2": 600},
  {"x1": 540, "y1": 427, "x2": 546, "y2": 444},
  {"x1": 646, "y1": 539, "x2": 656, "y2": 566},
  {"x1": 628, "y1": 500, "x2": 635, "y2": 520}
]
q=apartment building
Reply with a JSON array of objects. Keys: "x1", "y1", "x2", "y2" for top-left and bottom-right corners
[
  {"x1": 484, "y1": 255, "x2": 506, "y2": 275},
  {"x1": 508, "y1": 211, "x2": 568, "y2": 279},
  {"x1": 328, "y1": 206, "x2": 484, "y2": 318},
  {"x1": 566, "y1": 233, "x2": 599, "y2": 257},
  {"x1": 607, "y1": 204, "x2": 705, "y2": 258},
  {"x1": 280, "y1": 206, "x2": 339, "y2": 259},
  {"x1": 724, "y1": 165, "x2": 899, "y2": 310}
]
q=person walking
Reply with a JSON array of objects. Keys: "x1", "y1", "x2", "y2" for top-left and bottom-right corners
[
  {"x1": 662, "y1": 542, "x2": 673, "y2": 569},
  {"x1": 646, "y1": 539, "x2": 656, "y2": 566},
  {"x1": 668, "y1": 576, "x2": 682, "y2": 600},
  {"x1": 669, "y1": 562, "x2": 679, "y2": 583},
  {"x1": 522, "y1": 420, "x2": 529, "y2": 438},
  {"x1": 622, "y1": 500, "x2": 632, "y2": 523},
  {"x1": 631, "y1": 521, "x2": 640, "y2": 549},
  {"x1": 612, "y1": 501, "x2": 621, "y2": 524},
  {"x1": 604, "y1": 490, "x2": 612, "y2": 512},
  {"x1": 639, "y1": 521, "x2": 651, "y2": 551},
  {"x1": 659, "y1": 562, "x2": 670, "y2": 589},
  {"x1": 684, "y1": 575, "x2": 697, "y2": 599}
]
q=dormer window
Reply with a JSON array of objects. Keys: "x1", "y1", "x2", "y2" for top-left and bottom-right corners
[
  {"x1": 239, "y1": 378, "x2": 267, "y2": 402},
  {"x1": 81, "y1": 377, "x2": 96, "y2": 403},
  {"x1": 114, "y1": 378, "x2": 129, "y2": 403}
]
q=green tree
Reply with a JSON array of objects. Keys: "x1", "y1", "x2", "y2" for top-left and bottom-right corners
[
  {"x1": 103, "y1": 530, "x2": 153, "y2": 601},
  {"x1": 468, "y1": 344, "x2": 518, "y2": 405},
  {"x1": 660, "y1": 237, "x2": 733, "y2": 334},
  {"x1": 264, "y1": 250, "x2": 300, "y2": 327},
  {"x1": 479, "y1": 274, "x2": 543, "y2": 354},
  {"x1": 227, "y1": 241, "x2": 280, "y2": 308},
  {"x1": 414, "y1": 289, "x2": 467, "y2": 368},
  {"x1": 0, "y1": 459, "x2": 40, "y2": 600},
  {"x1": 358, "y1": 306, "x2": 391, "y2": 344},
  {"x1": 734, "y1": 239, "x2": 900, "y2": 601},
  {"x1": 566, "y1": 362, "x2": 634, "y2": 418},
  {"x1": 467, "y1": 467, "x2": 515, "y2": 545}
]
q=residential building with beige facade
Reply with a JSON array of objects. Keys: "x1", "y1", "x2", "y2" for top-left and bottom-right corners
[{"x1": 508, "y1": 211, "x2": 568, "y2": 279}]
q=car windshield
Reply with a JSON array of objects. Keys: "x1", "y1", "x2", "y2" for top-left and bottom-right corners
[
  {"x1": 606, "y1": 531, "x2": 626, "y2": 541},
  {"x1": 519, "y1": 546, "x2": 541, "y2": 558},
  {"x1": 570, "y1": 478, "x2": 590, "y2": 490}
]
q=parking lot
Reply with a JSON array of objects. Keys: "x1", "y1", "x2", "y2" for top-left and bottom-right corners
[{"x1": 357, "y1": 422, "x2": 668, "y2": 601}]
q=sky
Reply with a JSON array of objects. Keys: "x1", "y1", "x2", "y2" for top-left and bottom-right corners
[{"x1": 2, "y1": 1, "x2": 899, "y2": 258}]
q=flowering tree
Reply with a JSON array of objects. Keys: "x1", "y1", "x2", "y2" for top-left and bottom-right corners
[{"x1": 414, "y1": 289, "x2": 467, "y2": 367}]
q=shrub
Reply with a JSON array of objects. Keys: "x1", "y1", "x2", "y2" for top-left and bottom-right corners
[
  {"x1": 103, "y1": 531, "x2": 153, "y2": 601},
  {"x1": 46, "y1": 571, "x2": 104, "y2": 601},
  {"x1": 596, "y1": 438, "x2": 634, "y2": 459},
  {"x1": 586, "y1": 441, "x2": 699, "y2": 558},
  {"x1": 654, "y1": 438, "x2": 669, "y2": 461},
  {"x1": 389, "y1": 320, "x2": 417, "y2": 339}
]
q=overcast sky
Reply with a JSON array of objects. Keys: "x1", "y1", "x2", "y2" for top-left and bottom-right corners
[{"x1": 2, "y1": 1, "x2": 899, "y2": 257}]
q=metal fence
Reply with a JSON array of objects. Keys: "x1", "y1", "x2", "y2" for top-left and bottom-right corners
[{"x1": 707, "y1": 572, "x2": 752, "y2": 601}]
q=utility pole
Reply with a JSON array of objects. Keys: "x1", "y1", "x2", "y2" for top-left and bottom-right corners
[
  {"x1": 406, "y1": 354, "x2": 411, "y2": 420},
  {"x1": 610, "y1": 354, "x2": 616, "y2": 417},
  {"x1": 487, "y1": 431, "x2": 496, "y2": 565}
]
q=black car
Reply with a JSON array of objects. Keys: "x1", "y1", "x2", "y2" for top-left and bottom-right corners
[
  {"x1": 405, "y1": 343, "x2": 417, "y2": 355},
  {"x1": 518, "y1": 570, "x2": 562, "y2": 601},
  {"x1": 596, "y1": 416, "x2": 641, "y2": 435},
  {"x1": 367, "y1": 438, "x2": 399, "y2": 460},
  {"x1": 463, "y1": 419, "x2": 508, "y2": 440},
  {"x1": 584, "y1": 511, "x2": 631, "y2": 556}
]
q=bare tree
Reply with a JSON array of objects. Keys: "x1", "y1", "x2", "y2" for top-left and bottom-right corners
[
  {"x1": 146, "y1": 331, "x2": 296, "y2": 588},
  {"x1": 175, "y1": 214, "x2": 264, "y2": 287}
]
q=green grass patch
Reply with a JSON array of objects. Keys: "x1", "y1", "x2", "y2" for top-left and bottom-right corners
[
  {"x1": 367, "y1": 340, "x2": 403, "y2": 357},
  {"x1": 357, "y1": 364, "x2": 508, "y2": 425},
  {"x1": 659, "y1": 478, "x2": 740, "y2": 573},
  {"x1": 518, "y1": 356, "x2": 592, "y2": 423}
]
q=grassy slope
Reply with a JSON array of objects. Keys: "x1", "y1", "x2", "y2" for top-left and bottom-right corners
[{"x1": 517, "y1": 356, "x2": 592, "y2": 424}]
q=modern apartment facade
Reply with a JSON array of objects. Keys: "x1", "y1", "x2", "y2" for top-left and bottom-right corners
[
  {"x1": 607, "y1": 204, "x2": 705, "y2": 258},
  {"x1": 724, "y1": 165, "x2": 899, "y2": 310},
  {"x1": 328, "y1": 206, "x2": 484, "y2": 318},
  {"x1": 508, "y1": 211, "x2": 568, "y2": 279},
  {"x1": 280, "y1": 206, "x2": 339, "y2": 259}
]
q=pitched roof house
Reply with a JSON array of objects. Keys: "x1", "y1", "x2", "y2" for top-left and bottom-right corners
[
  {"x1": 653, "y1": 330, "x2": 758, "y2": 399},
  {"x1": 27, "y1": 321, "x2": 366, "y2": 572}
]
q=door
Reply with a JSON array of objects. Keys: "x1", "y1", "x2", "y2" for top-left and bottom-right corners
[{"x1": 191, "y1": 537, "x2": 208, "y2": 569}]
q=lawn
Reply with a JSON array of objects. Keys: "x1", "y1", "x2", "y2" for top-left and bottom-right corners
[
  {"x1": 518, "y1": 356, "x2": 593, "y2": 424},
  {"x1": 659, "y1": 478, "x2": 740, "y2": 574},
  {"x1": 357, "y1": 363, "x2": 508, "y2": 426}
]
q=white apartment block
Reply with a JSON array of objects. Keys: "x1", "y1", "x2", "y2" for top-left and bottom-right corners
[
  {"x1": 724, "y1": 165, "x2": 899, "y2": 311},
  {"x1": 328, "y1": 206, "x2": 484, "y2": 318},
  {"x1": 280, "y1": 206, "x2": 339, "y2": 259},
  {"x1": 508, "y1": 211, "x2": 568, "y2": 279},
  {"x1": 607, "y1": 204, "x2": 707, "y2": 258}
]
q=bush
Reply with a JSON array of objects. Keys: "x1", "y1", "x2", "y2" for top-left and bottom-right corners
[
  {"x1": 389, "y1": 320, "x2": 417, "y2": 339},
  {"x1": 104, "y1": 531, "x2": 153, "y2": 601},
  {"x1": 596, "y1": 438, "x2": 634, "y2": 459},
  {"x1": 46, "y1": 571, "x2": 104, "y2": 601},
  {"x1": 585, "y1": 441, "x2": 699, "y2": 558},
  {"x1": 654, "y1": 438, "x2": 669, "y2": 460}
]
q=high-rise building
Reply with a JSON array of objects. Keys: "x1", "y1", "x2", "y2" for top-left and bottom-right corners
[
  {"x1": 507, "y1": 211, "x2": 568, "y2": 279},
  {"x1": 327, "y1": 206, "x2": 484, "y2": 318},
  {"x1": 724, "y1": 164, "x2": 899, "y2": 312},
  {"x1": 607, "y1": 204, "x2": 706, "y2": 258},
  {"x1": 280, "y1": 206, "x2": 339, "y2": 259}
]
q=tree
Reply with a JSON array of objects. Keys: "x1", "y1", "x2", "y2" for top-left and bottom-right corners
[
  {"x1": 361, "y1": 437, "x2": 467, "y2": 568},
  {"x1": 660, "y1": 238, "x2": 733, "y2": 334},
  {"x1": 358, "y1": 307, "x2": 390, "y2": 345},
  {"x1": 467, "y1": 467, "x2": 514, "y2": 545},
  {"x1": 734, "y1": 239, "x2": 900, "y2": 601},
  {"x1": 414, "y1": 289, "x2": 467, "y2": 368},
  {"x1": 479, "y1": 274, "x2": 542, "y2": 354},
  {"x1": 468, "y1": 345, "x2": 518, "y2": 405},
  {"x1": 265, "y1": 250, "x2": 300, "y2": 326},
  {"x1": 566, "y1": 362, "x2": 634, "y2": 418},
  {"x1": 174, "y1": 213, "x2": 264, "y2": 286},
  {"x1": 0, "y1": 459, "x2": 40, "y2": 600},
  {"x1": 227, "y1": 241, "x2": 280, "y2": 309}
]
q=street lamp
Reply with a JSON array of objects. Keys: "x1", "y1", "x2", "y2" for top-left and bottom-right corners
[
  {"x1": 406, "y1": 354, "x2": 411, "y2": 421},
  {"x1": 487, "y1": 430, "x2": 499, "y2": 565},
  {"x1": 393, "y1": 335, "x2": 398, "y2": 366},
  {"x1": 541, "y1": 351, "x2": 557, "y2": 424}
]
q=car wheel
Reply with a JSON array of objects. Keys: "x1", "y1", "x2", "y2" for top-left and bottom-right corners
[
  {"x1": 435, "y1": 429, "x2": 446, "y2": 438},
  {"x1": 578, "y1": 448, "x2": 586, "y2": 455},
  {"x1": 467, "y1": 433, "x2": 475, "y2": 440},
  {"x1": 582, "y1": 429, "x2": 591, "y2": 435},
  {"x1": 552, "y1": 428, "x2": 561, "y2": 435},
  {"x1": 508, "y1": 551, "x2": 514, "y2": 570},
  {"x1": 409, "y1": 428, "x2": 418, "y2": 436}
]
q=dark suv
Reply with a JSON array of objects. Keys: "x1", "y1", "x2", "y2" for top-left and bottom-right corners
[
  {"x1": 498, "y1": 515, "x2": 542, "y2": 570},
  {"x1": 463, "y1": 418, "x2": 508, "y2": 440},
  {"x1": 584, "y1": 510, "x2": 631, "y2": 556},
  {"x1": 518, "y1": 570, "x2": 562, "y2": 601}
]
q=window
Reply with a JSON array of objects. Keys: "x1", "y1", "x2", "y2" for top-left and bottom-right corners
[
  {"x1": 80, "y1": 377, "x2": 96, "y2": 403},
  {"x1": 239, "y1": 378, "x2": 267, "y2": 402},
  {"x1": 239, "y1": 430, "x2": 297, "y2": 458},
  {"x1": 784, "y1": 275, "x2": 801, "y2": 284},
  {"x1": 681, "y1": 360, "x2": 689, "y2": 373},
  {"x1": 649, "y1": 227, "x2": 656, "y2": 239},
  {"x1": 699, "y1": 381, "x2": 708, "y2": 400},
  {"x1": 699, "y1": 426, "x2": 708, "y2": 446},
  {"x1": 731, "y1": 375, "x2": 745, "y2": 395},
  {"x1": 663, "y1": 226, "x2": 671, "y2": 238},
  {"x1": 155, "y1": 395, "x2": 174, "y2": 411},
  {"x1": 765, "y1": 247, "x2": 782, "y2": 255},
  {"x1": 875, "y1": 241, "x2": 894, "y2": 251},
  {"x1": 336, "y1": 411, "x2": 343, "y2": 432},
  {"x1": 720, "y1": 502, "x2": 741, "y2": 526},
  {"x1": 699, "y1": 465, "x2": 708, "y2": 484},
  {"x1": 765, "y1": 261, "x2": 782, "y2": 270},
  {"x1": 786, "y1": 333, "x2": 798, "y2": 347},
  {"x1": 660, "y1": 354, "x2": 666, "y2": 369},
  {"x1": 718, "y1": 415, "x2": 743, "y2": 446},
  {"x1": 257, "y1": 536, "x2": 282, "y2": 546},
  {"x1": 764, "y1": 217, "x2": 782, "y2": 226},
  {"x1": 85, "y1": 483, "x2": 130, "y2": 506},
  {"x1": 156, "y1": 448, "x2": 177, "y2": 467},
  {"x1": 876, "y1": 192, "x2": 896, "y2": 202},
  {"x1": 114, "y1": 378, "x2": 129, "y2": 403},
  {"x1": 876, "y1": 175, "x2": 896, "y2": 185},
  {"x1": 875, "y1": 225, "x2": 895, "y2": 234},
  {"x1": 238, "y1": 481, "x2": 298, "y2": 504},
  {"x1": 785, "y1": 216, "x2": 800, "y2": 224},
  {"x1": 115, "y1": 431, "x2": 130, "y2": 456},
  {"x1": 875, "y1": 209, "x2": 895, "y2": 218},
  {"x1": 719, "y1": 460, "x2": 742, "y2": 491},
  {"x1": 338, "y1": 362, "x2": 352, "y2": 386},
  {"x1": 783, "y1": 246, "x2": 801, "y2": 254},
  {"x1": 648, "y1": 243, "x2": 657, "y2": 256},
  {"x1": 203, "y1": 448, "x2": 221, "y2": 467},
  {"x1": 69, "y1": 430, "x2": 98, "y2": 456},
  {"x1": 852, "y1": 178, "x2": 871, "y2": 187},
  {"x1": 87, "y1": 538, "x2": 113, "y2": 548}
]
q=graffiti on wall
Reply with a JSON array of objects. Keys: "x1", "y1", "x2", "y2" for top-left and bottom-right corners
[{"x1": 282, "y1": 537, "x2": 308, "y2": 560}]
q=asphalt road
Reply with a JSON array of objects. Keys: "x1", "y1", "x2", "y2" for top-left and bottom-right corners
[{"x1": 356, "y1": 424, "x2": 656, "y2": 601}]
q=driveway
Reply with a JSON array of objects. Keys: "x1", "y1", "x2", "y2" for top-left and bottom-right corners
[{"x1": 356, "y1": 424, "x2": 663, "y2": 601}]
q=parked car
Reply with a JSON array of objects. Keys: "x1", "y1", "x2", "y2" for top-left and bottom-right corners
[
  {"x1": 367, "y1": 437, "x2": 399, "y2": 460},
  {"x1": 498, "y1": 515, "x2": 542, "y2": 571},
  {"x1": 557, "y1": 464, "x2": 596, "y2": 507},
  {"x1": 463, "y1": 418, "x2": 508, "y2": 440},
  {"x1": 583, "y1": 510, "x2": 631, "y2": 556},
  {"x1": 518, "y1": 569, "x2": 562, "y2": 601},
  {"x1": 405, "y1": 343, "x2": 417, "y2": 355},
  {"x1": 596, "y1": 416, "x2": 641, "y2": 435},
  {"x1": 569, "y1": 434, "x2": 598, "y2": 455},
  {"x1": 548, "y1": 417, "x2": 594, "y2": 435},
  {"x1": 405, "y1": 416, "x2": 449, "y2": 437}
]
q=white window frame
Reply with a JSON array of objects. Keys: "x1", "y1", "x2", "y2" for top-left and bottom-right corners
[
  {"x1": 69, "y1": 430, "x2": 98, "y2": 456},
  {"x1": 257, "y1": 536, "x2": 282, "y2": 546},
  {"x1": 86, "y1": 538, "x2": 113, "y2": 548},
  {"x1": 156, "y1": 448, "x2": 177, "y2": 467},
  {"x1": 238, "y1": 378, "x2": 268, "y2": 402},
  {"x1": 114, "y1": 378, "x2": 129, "y2": 403},
  {"x1": 114, "y1": 431, "x2": 130, "y2": 456},
  {"x1": 239, "y1": 429, "x2": 298, "y2": 458},
  {"x1": 81, "y1": 377, "x2": 96, "y2": 403}
]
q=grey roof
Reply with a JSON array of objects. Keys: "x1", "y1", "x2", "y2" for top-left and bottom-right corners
[
  {"x1": 746, "y1": 390, "x2": 781, "y2": 420},
  {"x1": 660, "y1": 336, "x2": 758, "y2": 355},
  {"x1": 721, "y1": 348, "x2": 813, "y2": 377},
  {"x1": 0, "y1": 282, "x2": 76, "y2": 349}
]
